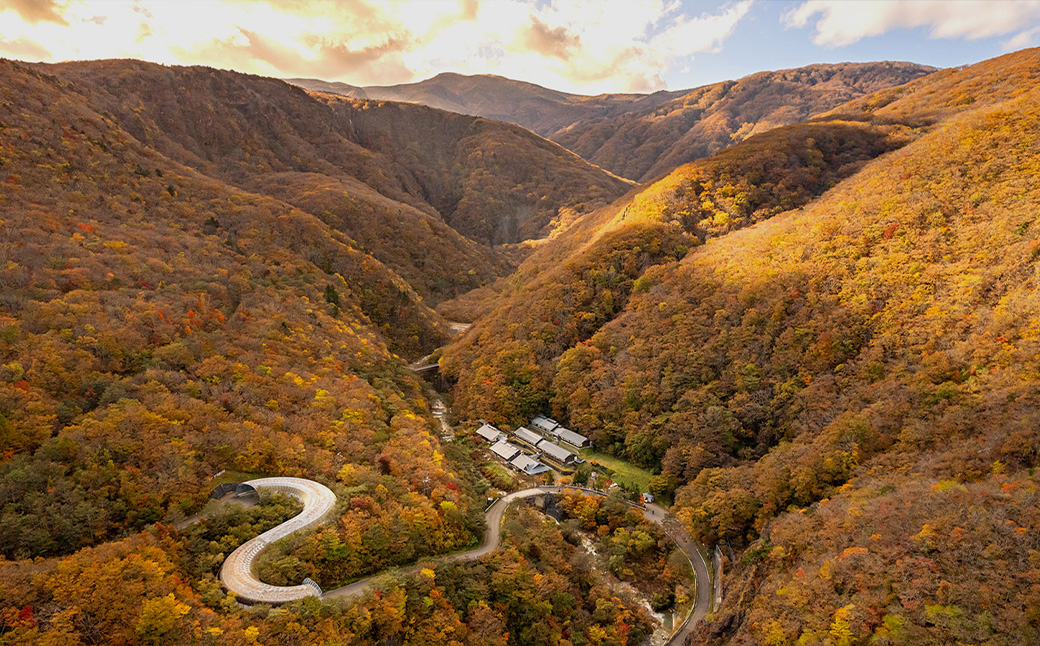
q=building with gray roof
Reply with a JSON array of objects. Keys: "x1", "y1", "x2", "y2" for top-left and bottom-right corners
[
  {"x1": 552, "y1": 426, "x2": 590, "y2": 448},
  {"x1": 476, "y1": 423, "x2": 505, "y2": 443},
  {"x1": 510, "y1": 453, "x2": 551, "y2": 475},
  {"x1": 536, "y1": 438, "x2": 577, "y2": 465},
  {"x1": 490, "y1": 440, "x2": 521, "y2": 462},
  {"x1": 513, "y1": 426, "x2": 544, "y2": 447},
  {"x1": 530, "y1": 415, "x2": 559, "y2": 433}
]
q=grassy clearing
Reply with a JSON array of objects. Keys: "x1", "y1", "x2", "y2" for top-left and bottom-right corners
[
  {"x1": 208, "y1": 470, "x2": 266, "y2": 488},
  {"x1": 482, "y1": 462, "x2": 518, "y2": 490},
  {"x1": 578, "y1": 450, "x2": 654, "y2": 491}
]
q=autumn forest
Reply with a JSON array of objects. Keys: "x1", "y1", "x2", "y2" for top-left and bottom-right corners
[{"x1": 1, "y1": 35, "x2": 1039, "y2": 646}]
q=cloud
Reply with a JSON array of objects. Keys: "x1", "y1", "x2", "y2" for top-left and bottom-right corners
[
  {"x1": 520, "y1": 17, "x2": 580, "y2": 60},
  {"x1": 1, "y1": 0, "x2": 68, "y2": 26},
  {"x1": 0, "y1": 36, "x2": 51, "y2": 60},
  {"x1": 480, "y1": 0, "x2": 752, "y2": 92},
  {"x1": 785, "y1": 0, "x2": 1040, "y2": 49},
  {"x1": 231, "y1": 28, "x2": 303, "y2": 73},
  {"x1": 0, "y1": 0, "x2": 753, "y2": 93},
  {"x1": 1004, "y1": 26, "x2": 1040, "y2": 51},
  {"x1": 654, "y1": 1, "x2": 751, "y2": 56},
  {"x1": 310, "y1": 38, "x2": 413, "y2": 80}
]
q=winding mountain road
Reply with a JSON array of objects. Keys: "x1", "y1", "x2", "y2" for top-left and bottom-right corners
[
  {"x1": 218, "y1": 481, "x2": 710, "y2": 643},
  {"x1": 219, "y1": 478, "x2": 336, "y2": 604}
]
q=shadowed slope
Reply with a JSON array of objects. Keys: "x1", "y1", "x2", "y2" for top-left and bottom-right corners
[
  {"x1": 288, "y1": 71, "x2": 682, "y2": 139},
  {"x1": 45, "y1": 61, "x2": 631, "y2": 248},
  {"x1": 555, "y1": 62, "x2": 933, "y2": 181},
  {"x1": 0, "y1": 58, "x2": 455, "y2": 563}
]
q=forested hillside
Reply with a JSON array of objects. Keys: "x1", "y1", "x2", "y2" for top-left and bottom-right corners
[
  {"x1": 445, "y1": 47, "x2": 1040, "y2": 645},
  {"x1": 0, "y1": 58, "x2": 664, "y2": 645},
  {"x1": 0, "y1": 57, "x2": 459, "y2": 558},
  {"x1": 322, "y1": 95, "x2": 632, "y2": 244},
  {"x1": 441, "y1": 107, "x2": 917, "y2": 426},
  {"x1": 48, "y1": 61, "x2": 630, "y2": 248}
]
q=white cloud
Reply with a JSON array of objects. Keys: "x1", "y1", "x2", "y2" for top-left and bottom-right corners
[
  {"x1": 0, "y1": 0, "x2": 753, "y2": 93},
  {"x1": 785, "y1": 0, "x2": 1040, "y2": 49},
  {"x1": 1004, "y1": 25, "x2": 1040, "y2": 51}
]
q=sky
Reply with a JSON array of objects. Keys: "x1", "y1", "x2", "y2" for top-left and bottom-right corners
[{"x1": 1, "y1": 0, "x2": 1038, "y2": 94}]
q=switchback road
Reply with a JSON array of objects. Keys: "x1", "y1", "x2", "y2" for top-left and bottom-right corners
[
  {"x1": 218, "y1": 482, "x2": 711, "y2": 643},
  {"x1": 219, "y1": 478, "x2": 336, "y2": 604}
]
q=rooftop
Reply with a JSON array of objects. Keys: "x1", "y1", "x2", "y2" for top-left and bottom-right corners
[
  {"x1": 510, "y1": 453, "x2": 551, "y2": 475},
  {"x1": 476, "y1": 423, "x2": 503, "y2": 442},
  {"x1": 537, "y1": 439, "x2": 576, "y2": 463},
  {"x1": 513, "y1": 426, "x2": 544, "y2": 446},
  {"x1": 530, "y1": 415, "x2": 559, "y2": 432},
  {"x1": 553, "y1": 426, "x2": 589, "y2": 447},
  {"x1": 490, "y1": 440, "x2": 521, "y2": 461}
]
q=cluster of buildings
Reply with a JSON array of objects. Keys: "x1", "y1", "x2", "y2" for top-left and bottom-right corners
[{"x1": 475, "y1": 416, "x2": 591, "y2": 476}]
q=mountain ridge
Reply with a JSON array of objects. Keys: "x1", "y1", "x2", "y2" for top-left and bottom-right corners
[
  {"x1": 287, "y1": 70, "x2": 683, "y2": 139},
  {"x1": 290, "y1": 62, "x2": 935, "y2": 182}
]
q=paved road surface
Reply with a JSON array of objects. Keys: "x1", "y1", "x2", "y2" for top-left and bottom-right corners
[
  {"x1": 219, "y1": 478, "x2": 336, "y2": 604},
  {"x1": 646, "y1": 503, "x2": 712, "y2": 644},
  {"x1": 218, "y1": 480, "x2": 711, "y2": 643}
]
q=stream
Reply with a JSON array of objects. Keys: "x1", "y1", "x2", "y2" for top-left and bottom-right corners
[
  {"x1": 578, "y1": 535, "x2": 676, "y2": 646},
  {"x1": 429, "y1": 391, "x2": 454, "y2": 442}
]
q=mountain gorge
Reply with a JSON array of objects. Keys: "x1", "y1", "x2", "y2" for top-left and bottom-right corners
[
  {"x1": 443, "y1": 48, "x2": 1040, "y2": 645},
  {"x1": 0, "y1": 54, "x2": 635, "y2": 567},
  {"x1": 2, "y1": 43, "x2": 1040, "y2": 646},
  {"x1": 0, "y1": 56, "x2": 673, "y2": 646}
]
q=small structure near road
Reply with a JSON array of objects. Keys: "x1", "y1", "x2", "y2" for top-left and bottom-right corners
[
  {"x1": 209, "y1": 482, "x2": 259, "y2": 501},
  {"x1": 209, "y1": 482, "x2": 239, "y2": 499},
  {"x1": 510, "y1": 453, "x2": 551, "y2": 475},
  {"x1": 490, "y1": 440, "x2": 522, "y2": 462},
  {"x1": 476, "y1": 423, "x2": 505, "y2": 443},
  {"x1": 536, "y1": 438, "x2": 578, "y2": 466}
]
